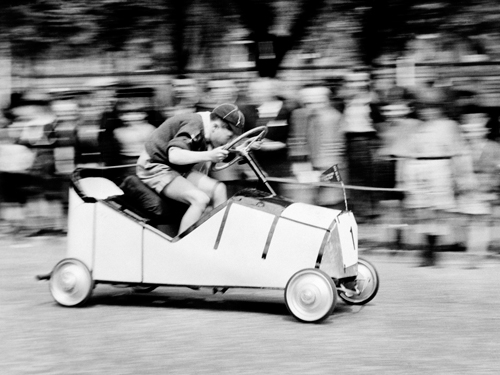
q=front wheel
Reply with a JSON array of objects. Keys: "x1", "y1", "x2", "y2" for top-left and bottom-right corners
[
  {"x1": 338, "y1": 258, "x2": 379, "y2": 305},
  {"x1": 285, "y1": 268, "x2": 337, "y2": 323},
  {"x1": 49, "y1": 258, "x2": 94, "y2": 307}
]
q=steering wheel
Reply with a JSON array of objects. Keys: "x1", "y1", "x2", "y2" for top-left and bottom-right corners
[{"x1": 211, "y1": 126, "x2": 268, "y2": 172}]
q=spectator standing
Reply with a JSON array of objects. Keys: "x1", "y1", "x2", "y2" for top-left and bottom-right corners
[
  {"x1": 99, "y1": 86, "x2": 158, "y2": 182},
  {"x1": 458, "y1": 104, "x2": 500, "y2": 207},
  {"x1": 298, "y1": 85, "x2": 345, "y2": 207},
  {"x1": 245, "y1": 77, "x2": 299, "y2": 179},
  {"x1": 397, "y1": 86, "x2": 475, "y2": 266},
  {"x1": 0, "y1": 91, "x2": 64, "y2": 234},
  {"x1": 456, "y1": 104, "x2": 500, "y2": 257},
  {"x1": 375, "y1": 85, "x2": 417, "y2": 191},
  {"x1": 372, "y1": 86, "x2": 419, "y2": 247},
  {"x1": 75, "y1": 78, "x2": 119, "y2": 167},
  {"x1": 49, "y1": 89, "x2": 82, "y2": 175},
  {"x1": 301, "y1": 85, "x2": 344, "y2": 172},
  {"x1": 339, "y1": 71, "x2": 383, "y2": 219}
]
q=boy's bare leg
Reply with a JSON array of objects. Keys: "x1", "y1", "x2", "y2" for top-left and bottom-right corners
[
  {"x1": 187, "y1": 171, "x2": 227, "y2": 207},
  {"x1": 161, "y1": 176, "x2": 210, "y2": 233},
  {"x1": 211, "y1": 182, "x2": 227, "y2": 207}
]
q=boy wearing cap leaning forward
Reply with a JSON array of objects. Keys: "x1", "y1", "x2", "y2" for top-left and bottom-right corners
[{"x1": 136, "y1": 103, "x2": 245, "y2": 234}]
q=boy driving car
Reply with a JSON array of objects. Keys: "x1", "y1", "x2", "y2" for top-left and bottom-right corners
[{"x1": 136, "y1": 103, "x2": 245, "y2": 234}]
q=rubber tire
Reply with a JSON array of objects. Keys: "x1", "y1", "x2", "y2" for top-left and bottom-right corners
[
  {"x1": 49, "y1": 258, "x2": 94, "y2": 307},
  {"x1": 338, "y1": 258, "x2": 379, "y2": 305},
  {"x1": 285, "y1": 268, "x2": 337, "y2": 323}
]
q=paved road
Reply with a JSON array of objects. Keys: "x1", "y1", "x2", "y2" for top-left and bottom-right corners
[{"x1": 1, "y1": 234, "x2": 500, "y2": 375}]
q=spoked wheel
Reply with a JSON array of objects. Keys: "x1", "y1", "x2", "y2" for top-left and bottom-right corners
[
  {"x1": 49, "y1": 258, "x2": 94, "y2": 307},
  {"x1": 285, "y1": 269, "x2": 337, "y2": 323},
  {"x1": 338, "y1": 258, "x2": 379, "y2": 305}
]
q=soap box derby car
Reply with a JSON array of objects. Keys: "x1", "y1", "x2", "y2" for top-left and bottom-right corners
[{"x1": 38, "y1": 126, "x2": 379, "y2": 323}]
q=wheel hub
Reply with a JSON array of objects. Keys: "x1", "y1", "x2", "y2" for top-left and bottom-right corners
[
  {"x1": 300, "y1": 289, "x2": 316, "y2": 305},
  {"x1": 285, "y1": 269, "x2": 336, "y2": 323},
  {"x1": 50, "y1": 259, "x2": 93, "y2": 307},
  {"x1": 61, "y1": 271, "x2": 76, "y2": 292}
]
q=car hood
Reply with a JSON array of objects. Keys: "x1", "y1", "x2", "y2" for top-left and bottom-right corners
[{"x1": 280, "y1": 202, "x2": 342, "y2": 230}]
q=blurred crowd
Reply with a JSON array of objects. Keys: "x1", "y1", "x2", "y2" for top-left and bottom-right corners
[{"x1": 1, "y1": 72, "x2": 499, "y2": 255}]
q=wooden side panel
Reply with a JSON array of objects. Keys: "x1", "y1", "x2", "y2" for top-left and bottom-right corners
[
  {"x1": 66, "y1": 189, "x2": 95, "y2": 270},
  {"x1": 92, "y1": 203, "x2": 143, "y2": 282}
]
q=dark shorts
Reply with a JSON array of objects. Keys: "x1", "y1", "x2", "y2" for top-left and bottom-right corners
[{"x1": 136, "y1": 151, "x2": 185, "y2": 194}]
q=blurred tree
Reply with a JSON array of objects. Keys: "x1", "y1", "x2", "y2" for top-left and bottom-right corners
[
  {"x1": 358, "y1": 0, "x2": 500, "y2": 65},
  {"x1": 88, "y1": 0, "x2": 168, "y2": 53},
  {"x1": 169, "y1": 0, "x2": 192, "y2": 73},
  {"x1": 2, "y1": 0, "x2": 500, "y2": 75},
  {"x1": 359, "y1": 0, "x2": 414, "y2": 65},
  {"x1": 1, "y1": 0, "x2": 96, "y2": 61},
  {"x1": 231, "y1": 0, "x2": 326, "y2": 77}
]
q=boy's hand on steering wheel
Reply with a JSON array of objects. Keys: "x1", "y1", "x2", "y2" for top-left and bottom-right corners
[
  {"x1": 249, "y1": 139, "x2": 263, "y2": 150},
  {"x1": 234, "y1": 138, "x2": 262, "y2": 152},
  {"x1": 211, "y1": 126, "x2": 268, "y2": 172},
  {"x1": 208, "y1": 147, "x2": 229, "y2": 163}
]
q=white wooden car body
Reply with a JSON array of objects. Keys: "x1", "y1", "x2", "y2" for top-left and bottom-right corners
[
  {"x1": 67, "y1": 178, "x2": 359, "y2": 289},
  {"x1": 43, "y1": 127, "x2": 378, "y2": 323}
]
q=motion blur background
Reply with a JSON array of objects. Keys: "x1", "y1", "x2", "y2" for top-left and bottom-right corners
[{"x1": 1, "y1": 0, "x2": 500, "y2": 258}]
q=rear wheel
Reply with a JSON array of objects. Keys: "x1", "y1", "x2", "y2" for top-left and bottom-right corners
[
  {"x1": 49, "y1": 259, "x2": 93, "y2": 307},
  {"x1": 285, "y1": 268, "x2": 337, "y2": 323},
  {"x1": 338, "y1": 258, "x2": 379, "y2": 305}
]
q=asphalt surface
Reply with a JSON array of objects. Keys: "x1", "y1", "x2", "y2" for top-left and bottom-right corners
[{"x1": 1, "y1": 234, "x2": 500, "y2": 375}]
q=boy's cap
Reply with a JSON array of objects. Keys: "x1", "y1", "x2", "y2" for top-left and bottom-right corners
[{"x1": 212, "y1": 103, "x2": 245, "y2": 135}]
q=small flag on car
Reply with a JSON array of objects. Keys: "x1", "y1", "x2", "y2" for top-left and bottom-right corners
[
  {"x1": 320, "y1": 164, "x2": 348, "y2": 211},
  {"x1": 320, "y1": 164, "x2": 343, "y2": 183}
]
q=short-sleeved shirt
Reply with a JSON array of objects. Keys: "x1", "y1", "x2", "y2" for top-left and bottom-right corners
[{"x1": 145, "y1": 112, "x2": 208, "y2": 174}]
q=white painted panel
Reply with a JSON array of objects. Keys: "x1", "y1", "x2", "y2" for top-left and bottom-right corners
[
  {"x1": 144, "y1": 205, "x2": 284, "y2": 288},
  {"x1": 143, "y1": 207, "x2": 226, "y2": 285},
  {"x1": 92, "y1": 203, "x2": 142, "y2": 282},
  {"x1": 143, "y1": 204, "x2": 328, "y2": 289},
  {"x1": 263, "y1": 219, "x2": 325, "y2": 286},
  {"x1": 212, "y1": 204, "x2": 276, "y2": 285},
  {"x1": 66, "y1": 189, "x2": 95, "y2": 270},
  {"x1": 281, "y1": 203, "x2": 340, "y2": 230},
  {"x1": 338, "y1": 212, "x2": 358, "y2": 267}
]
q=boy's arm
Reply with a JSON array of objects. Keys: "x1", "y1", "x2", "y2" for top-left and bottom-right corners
[{"x1": 168, "y1": 146, "x2": 229, "y2": 165}]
